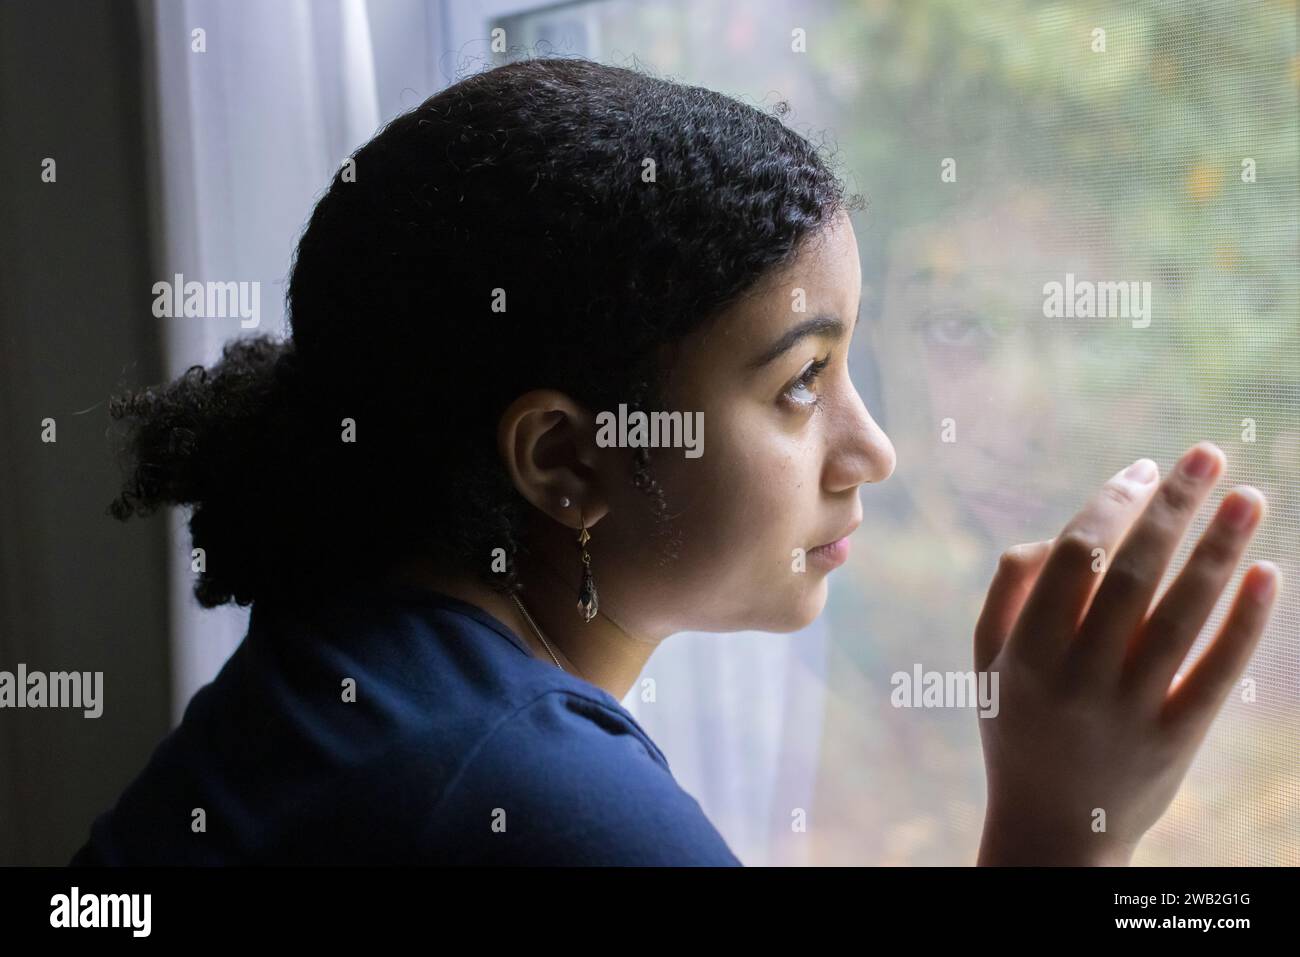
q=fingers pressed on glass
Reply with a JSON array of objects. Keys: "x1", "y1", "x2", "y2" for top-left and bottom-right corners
[
  {"x1": 975, "y1": 540, "x2": 1053, "y2": 673},
  {"x1": 1121, "y1": 486, "x2": 1266, "y2": 706},
  {"x1": 1158, "y1": 561, "x2": 1280, "y2": 741},
  {"x1": 1005, "y1": 459, "x2": 1160, "y2": 669},
  {"x1": 1067, "y1": 442, "x2": 1226, "y2": 685}
]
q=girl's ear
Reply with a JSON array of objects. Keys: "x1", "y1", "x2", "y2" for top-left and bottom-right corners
[{"x1": 496, "y1": 389, "x2": 610, "y2": 528}]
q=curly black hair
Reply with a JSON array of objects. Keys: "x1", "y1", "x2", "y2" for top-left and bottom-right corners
[{"x1": 108, "y1": 57, "x2": 861, "y2": 609}]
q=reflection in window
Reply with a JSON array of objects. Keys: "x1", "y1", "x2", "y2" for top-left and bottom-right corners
[{"x1": 497, "y1": 0, "x2": 1300, "y2": 866}]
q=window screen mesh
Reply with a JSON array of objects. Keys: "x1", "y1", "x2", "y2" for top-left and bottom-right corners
[{"x1": 496, "y1": 0, "x2": 1299, "y2": 865}]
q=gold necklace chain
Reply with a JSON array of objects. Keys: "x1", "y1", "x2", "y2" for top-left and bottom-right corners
[{"x1": 509, "y1": 591, "x2": 585, "y2": 679}]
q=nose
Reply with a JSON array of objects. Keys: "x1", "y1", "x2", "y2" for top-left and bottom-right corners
[{"x1": 824, "y1": 383, "x2": 896, "y2": 493}]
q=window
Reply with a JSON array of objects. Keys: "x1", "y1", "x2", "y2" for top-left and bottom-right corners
[{"x1": 490, "y1": 0, "x2": 1300, "y2": 866}]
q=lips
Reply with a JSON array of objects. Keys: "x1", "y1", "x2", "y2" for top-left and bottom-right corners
[
  {"x1": 808, "y1": 534, "x2": 852, "y2": 569},
  {"x1": 813, "y1": 517, "x2": 861, "y2": 551},
  {"x1": 806, "y1": 515, "x2": 863, "y2": 573}
]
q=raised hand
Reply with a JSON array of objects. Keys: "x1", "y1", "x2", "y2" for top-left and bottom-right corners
[{"x1": 974, "y1": 442, "x2": 1280, "y2": 865}]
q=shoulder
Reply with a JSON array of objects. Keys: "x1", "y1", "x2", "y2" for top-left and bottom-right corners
[{"x1": 422, "y1": 686, "x2": 743, "y2": 866}]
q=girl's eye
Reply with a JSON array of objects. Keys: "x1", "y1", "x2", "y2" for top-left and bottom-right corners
[{"x1": 784, "y1": 355, "x2": 831, "y2": 408}]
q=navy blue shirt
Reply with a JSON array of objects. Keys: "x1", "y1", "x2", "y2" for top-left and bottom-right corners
[{"x1": 69, "y1": 581, "x2": 742, "y2": 865}]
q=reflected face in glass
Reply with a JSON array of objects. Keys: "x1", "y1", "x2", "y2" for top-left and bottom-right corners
[
  {"x1": 875, "y1": 206, "x2": 1083, "y2": 541},
  {"x1": 615, "y1": 210, "x2": 895, "y2": 635}
]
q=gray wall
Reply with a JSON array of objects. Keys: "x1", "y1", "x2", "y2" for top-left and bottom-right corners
[{"x1": 0, "y1": 0, "x2": 171, "y2": 865}]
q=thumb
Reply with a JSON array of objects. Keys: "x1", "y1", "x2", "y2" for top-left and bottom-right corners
[{"x1": 974, "y1": 539, "x2": 1054, "y2": 673}]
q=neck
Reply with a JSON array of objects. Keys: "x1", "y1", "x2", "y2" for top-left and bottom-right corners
[{"x1": 385, "y1": 556, "x2": 659, "y2": 702}]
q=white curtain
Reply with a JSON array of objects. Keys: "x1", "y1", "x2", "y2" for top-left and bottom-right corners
[
  {"x1": 147, "y1": 0, "x2": 826, "y2": 866},
  {"x1": 148, "y1": 0, "x2": 427, "y2": 720}
]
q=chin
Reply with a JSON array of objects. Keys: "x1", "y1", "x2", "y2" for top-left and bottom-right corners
[{"x1": 753, "y1": 576, "x2": 829, "y2": 633}]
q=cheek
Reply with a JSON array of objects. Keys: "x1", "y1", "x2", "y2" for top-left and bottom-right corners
[
  {"x1": 704, "y1": 425, "x2": 818, "y2": 552},
  {"x1": 651, "y1": 420, "x2": 832, "y2": 630}
]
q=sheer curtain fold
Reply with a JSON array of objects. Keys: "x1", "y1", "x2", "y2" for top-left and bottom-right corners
[{"x1": 149, "y1": 0, "x2": 382, "y2": 720}]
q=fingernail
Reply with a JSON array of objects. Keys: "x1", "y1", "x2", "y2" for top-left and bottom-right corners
[
  {"x1": 1123, "y1": 458, "x2": 1158, "y2": 483},
  {"x1": 1181, "y1": 445, "x2": 1219, "y2": 479},
  {"x1": 1221, "y1": 488, "x2": 1261, "y2": 530},
  {"x1": 1248, "y1": 561, "x2": 1278, "y2": 602}
]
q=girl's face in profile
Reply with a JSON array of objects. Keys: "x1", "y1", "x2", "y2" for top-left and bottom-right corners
[{"x1": 598, "y1": 210, "x2": 896, "y2": 637}]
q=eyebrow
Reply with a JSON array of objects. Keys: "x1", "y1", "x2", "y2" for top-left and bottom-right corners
[{"x1": 748, "y1": 311, "x2": 857, "y2": 371}]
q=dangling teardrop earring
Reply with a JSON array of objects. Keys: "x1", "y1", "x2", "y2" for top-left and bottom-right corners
[{"x1": 575, "y1": 505, "x2": 598, "y2": 622}]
